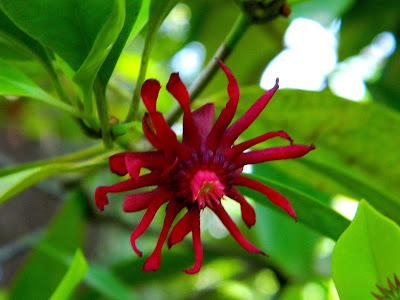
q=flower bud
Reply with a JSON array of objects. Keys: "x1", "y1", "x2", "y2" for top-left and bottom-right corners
[{"x1": 235, "y1": 0, "x2": 289, "y2": 23}]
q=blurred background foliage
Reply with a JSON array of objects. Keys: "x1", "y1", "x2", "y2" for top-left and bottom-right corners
[{"x1": 0, "y1": 0, "x2": 399, "y2": 299}]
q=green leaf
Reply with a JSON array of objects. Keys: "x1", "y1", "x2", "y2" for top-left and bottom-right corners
[
  {"x1": 299, "y1": 157, "x2": 400, "y2": 225},
  {"x1": 0, "y1": 155, "x2": 106, "y2": 205},
  {"x1": 203, "y1": 87, "x2": 400, "y2": 223},
  {"x1": 252, "y1": 164, "x2": 325, "y2": 280},
  {"x1": 0, "y1": 60, "x2": 79, "y2": 115},
  {"x1": 332, "y1": 200, "x2": 400, "y2": 300},
  {"x1": 85, "y1": 265, "x2": 136, "y2": 300},
  {"x1": 0, "y1": 166, "x2": 59, "y2": 205},
  {"x1": 98, "y1": 0, "x2": 146, "y2": 85},
  {"x1": 50, "y1": 249, "x2": 88, "y2": 300},
  {"x1": 36, "y1": 241, "x2": 136, "y2": 300},
  {"x1": 0, "y1": 144, "x2": 104, "y2": 177},
  {"x1": 125, "y1": 0, "x2": 179, "y2": 120},
  {"x1": 0, "y1": 9, "x2": 50, "y2": 66},
  {"x1": 1, "y1": 0, "x2": 117, "y2": 71},
  {"x1": 240, "y1": 173, "x2": 350, "y2": 240},
  {"x1": 74, "y1": 0, "x2": 125, "y2": 87},
  {"x1": 9, "y1": 190, "x2": 87, "y2": 300}
]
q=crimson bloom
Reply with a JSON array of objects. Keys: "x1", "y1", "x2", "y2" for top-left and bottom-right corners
[{"x1": 95, "y1": 61, "x2": 315, "y2": 274}]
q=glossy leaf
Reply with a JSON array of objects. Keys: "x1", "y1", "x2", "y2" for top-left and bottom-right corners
[
  {"x1": 74, "y1": 0, "x2": 125, "y2": 87},
  {"x1": 0, "y1": 9, "x2": 50, "y2": 66},
  {"x1": 98, "y1": 0, "x2": 145, "y2": 85},
  {"x1": 1, "y1": 0, "x2": 117, "y2": 71},
  {"x1": 252, "y1": 164, "x2": 325, "y2": 280},
  {"x1": 240, "y1": 173, "x2": 350, "y2": 240},
  {"x1": 50, "y1": 249, "x2": 88, "y2": 300},
  {"x1": 0, "y1": 60, "x2": 79, "y2": 115},
  {"x1": 9, "y1": 190, "x2": 87, "y2": 300},
  {"x1": 0, "y1": 157, "x2": 106, "y2": 205},
  {"x1": 37, "y1": 242, "x2": 136, "y2": 300},
  {"x1": 332, "y1": 200, "x2": 400, "y2": 300},
  {"x1": 204, "y1": 87, "x2": 400, "y2": 222}
]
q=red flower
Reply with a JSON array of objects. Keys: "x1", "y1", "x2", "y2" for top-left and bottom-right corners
[{"x1": 95, "y1": 61, "x2": 315, "y2": 274}]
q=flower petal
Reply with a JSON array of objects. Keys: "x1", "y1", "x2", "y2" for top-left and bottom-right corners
[
  {"x1": 184, "y1": 208, "x2": 203, "y2": 274},
  {"x1": 192, "y1": 103, "x2": 215, "y2": 142},
  {"x1": 234, "y1": 144, "x2": 315, "y2": 166},
  {"x1": 142, "y1": 114, "x2": 162, "y2": 149},
  {"x1": 221, "y1": 79, "x2": 279, "y2": 148},
  {"x1": 95, "y1": 172, "x2": 162, "y2": 211},
  {"x1": 235, "y1": 175, "x2": 297, "y2": 220},
  {"x1": 227, "y1": 188, "x2": 256, "y2": 227},
  {"x1": 226, "y1": 130, "x2": 293, "y2": 159},
  {"x1": 109, "y1": 151, "x2": 166, "y2": 177},
  {"x1": 130, "y1": 189, "x2": 171, "y2": 256},
  {"x1": 166, "y1": 72, "x2": 199, "y2": 148},
  {"x1": 210, "y1": 202, "x2": 265, "y2": 255},
  {"x1": 166, "y1": 73, "x2": 191, "y2": 113},
  {"x1": 124, "y1": 188, "x2": 163, "y2": 212},
  {"x1": 207, "y1": 61, "x2": 239, "y2": 149},
  {"x1": 141, "y1": 79, "x2": 161, "y2": 113},
  {"x1": 168, "y1": 210, "x2": 192, "y2": 248},
  {"x1": 143, "y1": 201, "x2": 184, "y2": 272}
]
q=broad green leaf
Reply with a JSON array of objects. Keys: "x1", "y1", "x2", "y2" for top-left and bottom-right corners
[
  {"x1": 50, "y1": 249, "x2": 88, "y2": 300},
  {"x1": 98, "y1": 0, "x2": 145, "y2": 85},
  {"x1": 0, "y1": 156, "x2": 106, "y2": 205},
  {"x1": 0, "y1": 144, "x2": 104, "y2": 177},
  {"x1": 0, "y1": 9, "x2": 50, "y2": 66},
  {"x1": 0, "y1": 60, "x2": 79, "y2": 115},
  {"x1": 203, "y1": 87, "x2": 400, "y2": 222},
  {"x1": 332, "y1": 200, "x2": 400, "y2": 300},
  {"x1": 0, "y1": 166, "x2": 59, "y2": 204},
  {"x1": 9, "y1": 190, "x2": 87, "y2": 300},
  {"x1": 252, "y1": 164, "x2": 325, "y2": 280},
  {"x1": 240, "y1": 173, "x2": 350, "y2": 240},
  {"x1": 74, "y1": 0, "x2": 125, "y2": 88},
  {"x1": 1, "y1": 0, "x2": 117, "y2": 71},
  {"x1": 300, "y1": 157, "x2": 400, "y2": 225}
]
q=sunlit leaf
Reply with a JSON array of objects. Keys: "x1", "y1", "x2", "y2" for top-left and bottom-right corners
[
  {"x1": 253, "y1": 164, "x2": 324, "y2": 280},
  {"x1": 0, "y1": 60, "x2": 78, "y2": 115},
  {"x1": 98, "y1": 0, "x2": 146, "y2": 85},
  {"x1": 50, "y1": 249, "x2": 88, "y2": 300},
  {"x1": 1, "y1": 0, "x2": 118, "y2": 71},
  {"x1": 0, "y1": 9, "x2": 50, "y2": 66},
  {"x1": 0, "y1": 157, "x2": 105, "y2": 205},
  {"x1": 203, "y1": 87, "x2": 400, "y2": 223},
  {"x1": 332, "y1": 200, "x2": 400, "y2": 300},
  {"x1": 74, "y1": 0, "x2": 126, "y2": 88},
  {"x1": 240, "y1": 173, "x2": 350, "y2": 240}
]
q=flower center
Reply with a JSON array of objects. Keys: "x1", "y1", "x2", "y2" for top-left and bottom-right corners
[
  {"x1": 191, "y1": 170, "x2": 225, "y2": 209},
  {"x1": 170, "y1": 149, "x2": 239, "y2": 208}
]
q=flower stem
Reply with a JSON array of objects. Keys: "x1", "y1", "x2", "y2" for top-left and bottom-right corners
[
  {"x1": 167, "y1": 12, "x2": 251, "y2": 125},
  {"x1": 94, "y1": 81, "x2": 113, "y2": 148},
  {"x1": 124, "y1": 27, "x2": 158, "y2": 123}
]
